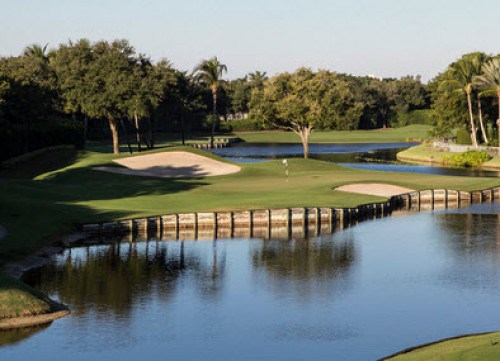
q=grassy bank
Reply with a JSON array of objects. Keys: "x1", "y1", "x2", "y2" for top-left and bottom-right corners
[
  {"x1": 387, "y1": 332, "x2": 500, "y2": 360},
  {"x1": 397, "y1": 144, "x2": 500, "y2": 170},
  {"x1": 236, "y1": 125, "x2": 430, "y2": 143},
  {"x1": 0, "y1": 273, "x2": 52, "y2": 319}
]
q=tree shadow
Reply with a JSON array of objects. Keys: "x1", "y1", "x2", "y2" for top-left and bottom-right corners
[{"x1": 93, "y1": 164, "x2": 210, "y2": 179}]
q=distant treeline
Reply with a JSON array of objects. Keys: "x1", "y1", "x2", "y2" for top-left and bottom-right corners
[{"x1": 0, "y1": 39, "x2": 498, "y2": 159}]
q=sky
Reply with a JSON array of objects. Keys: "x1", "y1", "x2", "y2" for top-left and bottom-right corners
[{"x1": 1, "y1": 0, "x2": 499, "y2": 81}]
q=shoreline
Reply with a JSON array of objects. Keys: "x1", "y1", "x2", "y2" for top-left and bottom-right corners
[
  {"x1": 1, "y1": 186, "x2": 499, "y2": 331},
  {"x1": 381, "y1": 331, "x2": 499, "y2": 360},
  {"x1": 396, "y1": 145, "x2": 500, "y2": 171}
]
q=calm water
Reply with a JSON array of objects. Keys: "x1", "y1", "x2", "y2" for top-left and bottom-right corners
[
  {"x1": 2, "y1": 203, "x2": 500, "y2": 360},
  {"x1": 212, "y1": 142, "x2": 500, "y2": 177}
]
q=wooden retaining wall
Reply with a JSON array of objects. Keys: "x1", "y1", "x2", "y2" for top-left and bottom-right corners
[{"x1": 81, "y1": 187, "x2": 500, "y2": 239}]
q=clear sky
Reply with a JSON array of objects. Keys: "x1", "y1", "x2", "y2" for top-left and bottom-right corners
[{"x1": 1, "y1": 0, "x2": 499, "y2": 81}]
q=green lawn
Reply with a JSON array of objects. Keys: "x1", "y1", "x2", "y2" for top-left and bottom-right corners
[
  {"x1": 387, "y1": 332, "x2": 500, "y2": 360},
  {"x1": 0, "y1": 273, "x2": 52, "y2": 318},
  {"x1": 236, "y1": 125, "x2": 431, "y2": 143},
  {"x1": 398, "y1": 144, "x2": 500, "y2": 170},
  {"x1": 1, "y1": 144, "x2": 499, "y2": 261}
]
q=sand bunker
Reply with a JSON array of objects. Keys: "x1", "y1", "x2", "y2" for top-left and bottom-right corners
[
  {"x1": 335, "y1": 183, "x2": 414, "y2": 197},
  {"x1": 94, "y1": 151, "x2": 241, "y2": 178}
]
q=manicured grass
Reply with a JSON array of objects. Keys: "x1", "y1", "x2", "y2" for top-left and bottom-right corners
[
  {"x1": 398, "y1": 144, "x2": 500, "y2": 170},
  {"x1": 1, "y1": 145, "x2": 499, "y2": 261},
  {"x1": 387, "y1": 332, "x2": 500, "y2": 360},
  {"x1": 483, "y1": 156, "x2": 500, "y2": 170},
  {"x1": 0, "y1": 273, "x2": 52, "y2": 319},
  {"x1": 236, "y1": 125, "x2": 431, "y2": 143}
]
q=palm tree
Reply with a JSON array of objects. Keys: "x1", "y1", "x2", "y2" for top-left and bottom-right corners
[
  {"x1": 22, "y1": 43, "x2": 49, "y2": 62},
  {"x1": 475, "y1": 57, "x2": 500, "y2": 146},
  {"x1": 248, "y1": 71, "x2": 268, "y2": 88},
  {"x1": 471, "y1": 55, "x2": 489, "y2": 144},
  {"x1": 193, "y1": 57, "x2": 227, "y2": 149},
  {"x1": 446, "y1": 56, "x2": 481, "y2": 147}
]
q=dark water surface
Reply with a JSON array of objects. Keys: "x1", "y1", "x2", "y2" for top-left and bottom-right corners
[
  {"x1": 2, "y1": 203, "x2": 500, "y2": 360},
  {"x1": 212, "y1": 142, "x2": 500, "y2": 177}
]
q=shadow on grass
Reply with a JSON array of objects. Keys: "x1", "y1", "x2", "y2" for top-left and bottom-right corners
[{"x1": 94, "y1": 164, "x2": 210, "y2": 179}]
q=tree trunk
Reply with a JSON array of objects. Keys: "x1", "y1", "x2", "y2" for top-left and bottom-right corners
[
  {"x1": 134, "y1": 111, "x2": 141, "y2": 152},
  {"x1": 180, "y1": 109, "x2": 186, "y2": 146},
  {"x1": 83, "y1": 115, "x2": 88, "y2": 149},
  {"x1": 297, "y1": 126, "x2": 312, "y2": 159},
  {"x1": 211, "y1": 88, "x2": 217, "y2": 151},
  {"x1": 120, "y1": 120, "x2": 133, "y2": 154},
  {"x1": 147, "y1": 117, "x2": 154, "y2": 148},
  {"x1": 497, "y1": 92, "x2": 500, "y2": 146},
  {"x1": 108, "y1": 119, "x2": 120, "y2": 155},
  {"x1": 466, "y1": 90, "x2": 478, "y2": 147},
  {"x1": 477, "y1": 95, "x2": 488, "y2": 144}
]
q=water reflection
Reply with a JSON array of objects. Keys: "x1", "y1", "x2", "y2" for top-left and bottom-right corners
[
  {"x1": 0, "y1": 325, "x2": 50, "y2": 348},
  {"x1": 6, "y1": 203, "x2": 500, "y2": 361},
  {"x1": 252, "y1": 235, "x2": 357, "y2": 300},
  {"x1": 24, "y1": 241, "x2": 227, "y2": 318}
]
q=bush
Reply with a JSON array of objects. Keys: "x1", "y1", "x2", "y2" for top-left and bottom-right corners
[
  {"x1": 0, "y1": 116, "x2": 84, "y2": 161},
  {"x1": 394, "y1": 109, "x2": 435, "y2": 127},
  {"x1": 446, "y1": 150, "x2": 491, "y2": 168},
  {"x1": 228, "y1": 118, "x2": 264, "y2": 132},
  {"x1": 456, "y1": 128, "x2": 472, "y2": 145}
]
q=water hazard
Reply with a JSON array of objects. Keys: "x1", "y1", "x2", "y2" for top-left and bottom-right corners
[
  {"x1": 2, "y1": 203, "x2": 500, "y2": 360},
  {"x1": 212, "y1": 142, "x2": 500, "y2": 177}
]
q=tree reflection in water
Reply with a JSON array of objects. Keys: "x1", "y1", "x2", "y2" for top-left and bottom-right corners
[
  {"x1": 251, "y1": 233, "x2": 358, "y2": 301},
  {"x1": 23, "y1": 240, "x2": 227, "y2": 319}
]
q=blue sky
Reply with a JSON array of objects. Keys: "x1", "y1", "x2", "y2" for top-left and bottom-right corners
[{"x1": 1, "y1": 0, "x2": 499, "y2": 80}]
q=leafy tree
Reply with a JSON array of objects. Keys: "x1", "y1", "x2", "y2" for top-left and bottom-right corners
[
  {"x1": 474, "y1": 57, "x2": 500, "y2": 145},
  {"x1": 250, "y1": 68, "x2": 362, "y2": 158},
  {"x1": 444, "y1": 54, "x2": 482, "y2": 147},
  {"x1": 193, "y1": 57, "x2": 227, "y2": 148},
  {"x1": 126, "y1": 57, "x2": 171, "y2": 150}
]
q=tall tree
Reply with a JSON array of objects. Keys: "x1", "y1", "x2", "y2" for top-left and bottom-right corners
[
  {"x1": 445, "y1": 56, "x2": 481, "y2": 147},
  {"x1": 475, "y1": 57, "x2": 500, "y2": 146},
  {"x1": 193, "y1": 57, "x2": 227, "y2": 149},
  {"x1": 250, "y1": 68, "x2": 362, "y2": 158},
  {"x1": 22, "y1": 43, "x2": 49, "y2": 62}
]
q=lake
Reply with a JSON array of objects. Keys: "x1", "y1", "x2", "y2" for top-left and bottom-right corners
[
  {"x1": 2, "y1": 202, "x2": 499, "y2": 360},
  {"x1": 212, "y1": 142, "x2": 500, "y2": 177}
]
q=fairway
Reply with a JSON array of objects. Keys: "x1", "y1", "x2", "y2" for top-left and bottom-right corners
[
  {"x1": 1, "y1": 146, "x2": 499, "y2": 260},
  {"x1": 236, "y1": 125, "x2": 430, "y2": 143}
]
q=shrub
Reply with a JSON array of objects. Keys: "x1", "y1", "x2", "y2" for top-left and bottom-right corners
[
  {"x1": 456, "y1": 128, "x2": 472, "y2": 145},
  {"x1": 394, "y1": 109, "x2": 435, "y2": 127},
  {"x1": 228, "y1": 118, "x2": 264, "y2": 132},
  {"x1": 446, "y1": 150, "x2": 491, "y2": 168}
]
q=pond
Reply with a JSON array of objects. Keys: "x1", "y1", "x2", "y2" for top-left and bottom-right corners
[
  {"x1": 3, "y1": 203, "x2": 500, "y2": 360},
  {"x1": 212, "y1": 142, "x2": 500, "y2": 177}
]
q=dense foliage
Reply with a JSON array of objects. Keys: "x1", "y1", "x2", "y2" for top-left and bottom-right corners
[{"x1": 1, "y1": 38, "x2": 498, "y2": 161}]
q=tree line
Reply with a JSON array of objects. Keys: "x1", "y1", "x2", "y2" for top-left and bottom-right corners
[{"x1": 0, "y1": 39, "x2": 498, "y2": 160}]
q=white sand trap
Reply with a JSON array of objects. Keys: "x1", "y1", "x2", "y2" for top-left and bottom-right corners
[
  {"x1": 335, "y1": 183, "x2": 414, "y2": 197},
  {"x1": 94, "y1": 151, "x2": 241, "y2": 178}
]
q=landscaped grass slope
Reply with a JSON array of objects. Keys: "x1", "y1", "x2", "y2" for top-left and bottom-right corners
[
  {"x1": 397, "y1": 144, "x2": 500, "y2": 170},
  {"x1": 236, "y1": 125, "x2": 430, "y2": 143},
  {"x1": 0, "y1": 273, "x2": 52, "y2": 319},
  {"x1": 1, "y1": 145, "x2": 499, "y2": 260},
  {"x1": 387, "y1": 332, "x2": 500, "y2": 360}
]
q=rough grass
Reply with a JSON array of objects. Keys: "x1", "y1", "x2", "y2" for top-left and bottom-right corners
[
  {"x1": 0, "y1": 273, "x2": 52, "y2": 319},
  {"x1": 1, "y1": 145, "x2": 499, "y2": 261},
  {"x1": 387, "y1": 332, "x2": 500, "y2": 360},
  {"x1": 398, "y1": 144, "x2": 500, "y2": 170},
  {"x1": 236, "y1": 125, "x2": 431, "y2": 143}
]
